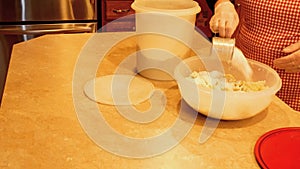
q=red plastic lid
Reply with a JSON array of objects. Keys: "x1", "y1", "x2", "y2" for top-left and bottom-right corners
[{"x1": 254, "y1": 127, "x2": 300, "y2": 169}]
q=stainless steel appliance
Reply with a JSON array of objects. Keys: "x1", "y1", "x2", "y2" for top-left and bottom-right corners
[{"x1": 0, "y1": 0, "x2": 98, "y2": 105}]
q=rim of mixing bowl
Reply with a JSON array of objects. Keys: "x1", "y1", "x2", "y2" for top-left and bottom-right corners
[{"x1": 174, "y1": 56, "x2": 282, "y2": 96}]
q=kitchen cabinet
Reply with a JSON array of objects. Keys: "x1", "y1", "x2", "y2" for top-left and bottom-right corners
[
  {"x1": 101, "y1": 0, "x2": 136, "y2": 31},
  {"x1": 101, "y1": 0, "x2": 214, "y2": 38}
]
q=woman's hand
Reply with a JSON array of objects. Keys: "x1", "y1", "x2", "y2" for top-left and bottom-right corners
[
  {"x1": 209, "y1": 1, "x2": 239, "y2": 38},
  {"x1": 274, "y1": 40, "x2": 300, "y2": 73}
]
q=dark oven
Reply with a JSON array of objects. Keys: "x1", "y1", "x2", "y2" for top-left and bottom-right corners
[{"x1": 0, "y1": 0, "x2": 98, "y2": 105}]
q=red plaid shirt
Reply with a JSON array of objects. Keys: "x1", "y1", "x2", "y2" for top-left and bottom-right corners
[{"x1": 234, "y1": 0, "x2": 300, "y2": 111}]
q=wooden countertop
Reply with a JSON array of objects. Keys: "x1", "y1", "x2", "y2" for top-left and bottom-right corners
[{"x1": 0, "y1": 32, "x2": 299, "y2": 169}]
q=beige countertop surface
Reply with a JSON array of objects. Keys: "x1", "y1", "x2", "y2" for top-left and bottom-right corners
[{"x1": 0, "y1": 32, "x2": 299, "y2": 169}]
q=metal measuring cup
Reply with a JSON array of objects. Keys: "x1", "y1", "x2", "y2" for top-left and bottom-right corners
[{"x1": 211, "y1": 37, "x2": 235, "y2": 61}]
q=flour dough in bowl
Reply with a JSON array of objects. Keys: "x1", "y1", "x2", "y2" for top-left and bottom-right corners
[
  {"x1": 84, "y1": 75, "x2": 154, "y2": 105},
  {"x1": 174, "y1": 56, "x2": 282, "y2": 120}
]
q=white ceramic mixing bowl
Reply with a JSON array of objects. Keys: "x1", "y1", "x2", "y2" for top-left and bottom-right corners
[{"x1": 174, "y1": 56, "x2": 282, "y2": 120}]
